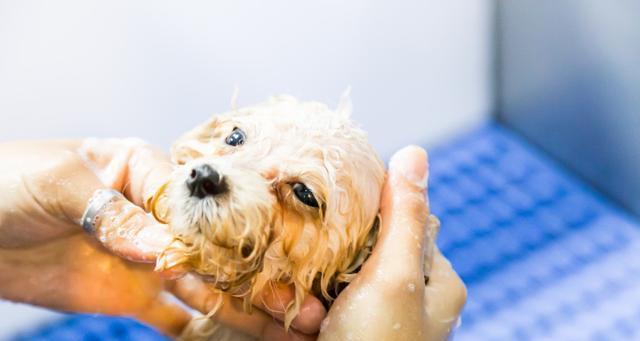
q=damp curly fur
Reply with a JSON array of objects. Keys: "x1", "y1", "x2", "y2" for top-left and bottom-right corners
[{"x1": 151, "y1": 95, "x2": 385, "y2": 337}]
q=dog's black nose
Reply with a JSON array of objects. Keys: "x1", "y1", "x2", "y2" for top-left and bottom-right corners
[{"x1": 187, "y1": 164, "x2": 227, "y2": 198}]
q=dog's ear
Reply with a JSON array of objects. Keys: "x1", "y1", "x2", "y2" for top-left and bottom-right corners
[
  {"x1": 341, "y1": 214, "x2": 380, "y2": 276},
  {"x1": 170, "y1": 116, "x2": 219, "y2": 164},
  {"x1": 315, "y1": 214, "x2": 380, "y2": 310}
]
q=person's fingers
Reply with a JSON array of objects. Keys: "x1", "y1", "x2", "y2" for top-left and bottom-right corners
[
  {"x1": 91, "y1": 192, "x2": 173, "y2": 263},
  {"x1": 262, "y1": 324, "x2": 316, "y2": 341},
  {"x1": 169, "y1": 275, "x2": 269, "y2": 336},
  {"x1": 77, "y1": 138, "x2": 174, "y2": 208},
  {"x1": 35, "y1": 151, "x2": 171, "y2": 263},
  {"x1": 252, "y1": 282, "x2": 326, "y2": 334},
  {"x1": 424, "y1": 247, "x2": 467, "y2": 340},
  {"x1": 370, "y1": 145, "x2": 430, "y2": 281},
  {"x1": 169, "y1": 275, "x2": 316, "y2": 341},
  {"x1": 134, "y1": 292, "x2": 193, "y2": 338}
]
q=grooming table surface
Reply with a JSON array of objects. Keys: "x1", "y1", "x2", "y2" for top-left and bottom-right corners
[
  {"x1": 8, "y1": 124, "x2": 640, "y2": 341},
  {"x1": 429, "y1": 124, "x2": 640, "y2": 340}
]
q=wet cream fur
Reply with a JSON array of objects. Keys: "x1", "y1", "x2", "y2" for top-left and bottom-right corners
[{"x1": 151, "y1": 95, "x2": 385, "y2": 338}]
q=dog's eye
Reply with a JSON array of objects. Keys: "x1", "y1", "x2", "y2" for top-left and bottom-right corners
[
  {"x1": 225, "y1": 128, "x2": 246, "y2": 146},
  {"x1": 292, "y1": 183, "x2": 319, "y2": 208}
]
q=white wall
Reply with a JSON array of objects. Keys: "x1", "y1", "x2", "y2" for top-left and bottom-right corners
[
  {"x1": 0, "y1": 0, "x2": 491, "y2": 157},
  {"x1": 0, "y1": 0, "x2": 492, "y2": 337}
]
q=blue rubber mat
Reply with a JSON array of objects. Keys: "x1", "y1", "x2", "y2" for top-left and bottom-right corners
[
  {"x1": 9, "y1": 123, "x2": 640, "y2": 340},
  {"x1": 429, "y1": 124, "x2": 640, "y2": 340},
  {"x1": 9, "y1": 315, "x2": 166, "y2": 341}
]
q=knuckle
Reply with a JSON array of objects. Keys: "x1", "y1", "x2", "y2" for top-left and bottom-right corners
[{"x1": 24, "y1": 151, "x2": 85, "y2": 216}]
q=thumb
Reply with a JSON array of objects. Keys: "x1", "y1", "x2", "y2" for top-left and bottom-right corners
[{"x1": 371, "y1": 145, "x2": 430, "y2": 280}]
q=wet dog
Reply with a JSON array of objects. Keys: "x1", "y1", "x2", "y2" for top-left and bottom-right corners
[{"x1": 150, "y1": 95, "x2": 385, "y2": 338}]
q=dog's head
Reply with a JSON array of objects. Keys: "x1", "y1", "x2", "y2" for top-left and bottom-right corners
[{"x1": 152, "y1": 95, "x2": 384, "y2": 324}]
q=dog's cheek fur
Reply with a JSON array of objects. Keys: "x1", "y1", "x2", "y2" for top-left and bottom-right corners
[{"x1": 250, "y1": 195, "x2": 374, "y2": 329}]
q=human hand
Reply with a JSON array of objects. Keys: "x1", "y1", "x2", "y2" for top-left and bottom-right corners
[
  {"x1": 0, "y1": 138, "x2": 325, "y2": 340},
  {"x1": 318, "y1": 146, "x2": 467, "y2": 340}
]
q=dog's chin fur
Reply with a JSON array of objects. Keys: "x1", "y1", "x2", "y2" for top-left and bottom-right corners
[{"x1": 151, "y1": 95, "x2": 385, "y2": 331}]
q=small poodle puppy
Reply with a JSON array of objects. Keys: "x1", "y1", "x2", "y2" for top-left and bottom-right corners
[{"x1": 150, "y1": 94, "x2": 386, "y2": 338}]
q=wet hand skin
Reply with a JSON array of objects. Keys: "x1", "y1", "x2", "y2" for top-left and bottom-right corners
[
  {"x1": 0, "y1": 139, "x2": 325, "y2": 340},
  {"x1": 318, "y1": 146, "x2": 467, "y2": 341}
]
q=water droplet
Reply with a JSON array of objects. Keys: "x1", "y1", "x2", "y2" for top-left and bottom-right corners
[
  {"x1": 393, "y1": 323, "x2": 402, "y2": 330},
  {"x1": 407, "y1": 283, "x2": 416, "y2": 292}
]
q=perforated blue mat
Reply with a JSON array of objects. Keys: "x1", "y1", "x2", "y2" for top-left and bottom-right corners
[
  {"x1": 9, "y1": 316, "x2": 166, "y2": 341},
  {"x1": 8, "y1": 123, "x2": 640, "y2": 340}
]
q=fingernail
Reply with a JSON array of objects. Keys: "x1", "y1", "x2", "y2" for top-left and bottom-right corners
[{"x1": 389, "y1": 145, "x2": 428, "y2": 188}]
